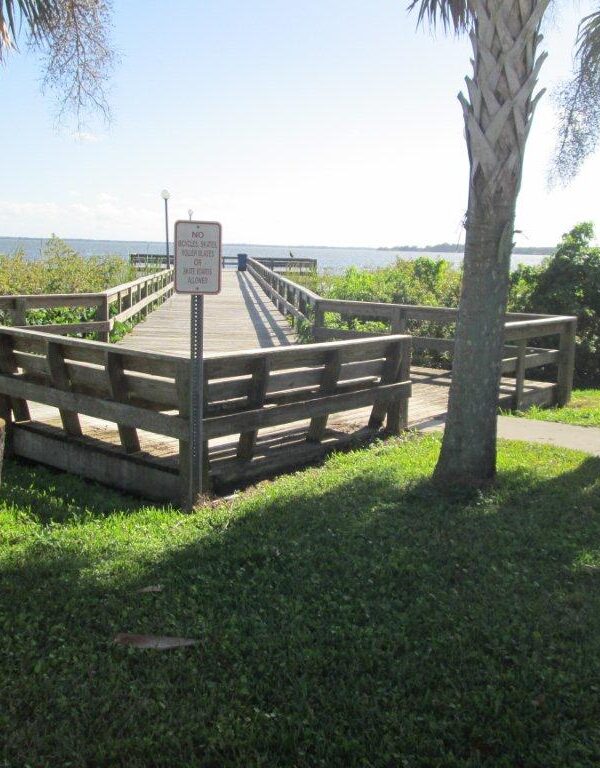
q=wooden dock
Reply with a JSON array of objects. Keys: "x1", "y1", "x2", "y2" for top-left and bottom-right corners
[
  {"x1": 0, "y1": 256, "x2": 573, "y2": 501},
  {"x1": 114, "y1": 265, "x2": 558, "y2": 431},
  {"x1": 116, "y1": 271, "x2": 296, "y2": 356}
]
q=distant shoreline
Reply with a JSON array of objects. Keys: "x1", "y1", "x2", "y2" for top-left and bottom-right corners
[
  {"x1": 378, "y1": 244, "x2": 555, "y2": 256},
  {"x1": 0, "y1": 235, "x2": 555, "y2": 255},
  {"x1": 0, "y1": 236, "x2": 551, "y2": 272}
]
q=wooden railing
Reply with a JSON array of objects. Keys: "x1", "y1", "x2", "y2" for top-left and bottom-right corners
[
  {"x1": 131, "y1": 252, "x2": 317, "y2": 273},
  {"x1": 252, "y1": 257, "x2": 317, "y2": 273},
  {"x1": 503, "y1": 316, "x2": 576, "y2": 407},
  {"x1": 248, "y1": 258, "x2": 321, "y2": 326},
  {"x1": 0, "y1": 268, "x2": 174, "y2": 342},
  {"x1": 246, "y1": 257, "x2": 577, "y2": 409},
  {"x1": 0, "y1": 326, "x2": 411, "y2": 502},
  {"x1": 130, "y1": 253, "x2": 171, "y2": 270}
]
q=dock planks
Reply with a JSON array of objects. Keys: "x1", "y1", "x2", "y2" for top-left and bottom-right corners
[{"x1": 116, "y1": 270, "x2": 296, "y2": 356}]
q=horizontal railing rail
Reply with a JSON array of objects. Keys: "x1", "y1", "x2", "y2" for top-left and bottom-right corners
[
  {"x1": 0, "y1": 325, "x2": 411, "y2": 502},
  {"x1": 0, "y1": 268, "x2": 174, "y2": 342},
  {"x1": 253, "y1": 257, "x2": 317, "y2": 273},
  {"x1": 248, "y1": 258, "x2": 321, "y2": 326},
  {"x1": 130, "y1": 253, "x2": 171, "y2": 269},
  {"x1": 131, "y1": 252, "x2": 316, "y2": 273},
  {"x1": 246, "y1": 257, "x2": 577, "y2": 409}
]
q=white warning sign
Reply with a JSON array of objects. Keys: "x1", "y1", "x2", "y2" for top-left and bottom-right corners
[{"x1": 174, "y1": 220, "x2": 222, "y2": 295}]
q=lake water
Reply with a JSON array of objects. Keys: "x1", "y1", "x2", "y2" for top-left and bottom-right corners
[{"x1": 0, "y1": 236, "x2": 549, "y2": 272}]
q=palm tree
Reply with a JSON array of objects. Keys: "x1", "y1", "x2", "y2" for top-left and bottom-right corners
[{"x1": 409, "y1": 0, "x2": 600, "y2": 483}]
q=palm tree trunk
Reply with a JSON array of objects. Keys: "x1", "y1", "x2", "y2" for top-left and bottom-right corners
[{"x1": 434, "y1": 0, "x2": 549, "y2": 483}]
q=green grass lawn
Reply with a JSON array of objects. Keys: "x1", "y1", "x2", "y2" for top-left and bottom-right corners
[
  {"x1": 515, "y1": 389, "x2": 600, "y2": 427},
  {"x1": 2, "y1": 435, "x2": 600, "y2": 767}
]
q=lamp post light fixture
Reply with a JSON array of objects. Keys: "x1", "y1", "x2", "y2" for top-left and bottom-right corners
[
  {"x1": 188, "y1": 209, "x2": 193, "y2": 221},
  {"x1": 161, "y1": 189, "x2": 170, "y2": 267}
]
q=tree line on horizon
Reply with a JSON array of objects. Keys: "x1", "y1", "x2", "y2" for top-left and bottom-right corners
[{"x1": 378, "y1": 243, "x2": 555, "y2": 255}]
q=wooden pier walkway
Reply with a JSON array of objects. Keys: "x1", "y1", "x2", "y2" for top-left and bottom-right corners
[
  {"x1": 116, "y1": 271, "x2": 295, "y2": 356},
  {"x1": 0, "y1": 256, "x2": 572, "y2": 502},
  {"x1": 113, "y1": 267, "x2": 556, "y2": 432}
]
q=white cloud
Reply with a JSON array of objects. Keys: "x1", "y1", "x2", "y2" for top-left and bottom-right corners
[
  {"x1": 72, "y1": 131, "x2": 100, "y2": 143},
  {"x1": 97, "y1": 192, "x2": 119, "y2": 203},
  {"x1": 0, "y1": 199, "x2": 157, "y2": 240}
]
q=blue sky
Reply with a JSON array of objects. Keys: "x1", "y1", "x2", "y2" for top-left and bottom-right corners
[{"x1": 1, "y1": 0, "x2": 598, "y2": 247}]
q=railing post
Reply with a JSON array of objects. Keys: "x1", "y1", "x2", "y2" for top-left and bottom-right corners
[
  {"x1": 369, "y1": 340, "x2": 402, "y2": 430},
  {"x1": 390, "y1": 307, "x2": 407, "y2": 334},
  {"x1": 142, "y1": 278, "x2": 149, "y2": 318},
  {"x1": 97, "y1": 295, "x2": 110, "y2": 343},
  {"x1": 557, "y1": 318, "x2": 577, "y2": 406},
  {"x1": 0, "y1": 334, "x2": 30, "y2": 422},
  {"x1": 291, "y1": 287, "x2": 299, "y2": 324},
  {"x1": 105, "y1": 350, "x2": 141, "y2": 453},
  {"x1": 280, "y1": 279, "x2": 287, "y2": 315},
  {"x1": 237, "y1": 356, "x2": 270, "y2": 459},
  {"x1": 274, "y1": 276, "x2": 280, "y2": 309},
  {"x1": 299, "y1": 293, "x2": 307, "y2": 319},
  {"x1": 313, "y1": 300, "x2": 325, "y2": 342},
  {"x1": 514, "y1": 339, "x2": 527, "y2": 411},
  {"x1": 307, "y1": 349, "x2": 341, "y2": 443},
  {"x1": 396, "y1": 337, "x2": 412, "y2": 432},
  {"x1": 47, "y1": 340, "x2": 83, "y2": 436},
  {"x1": 176, "y1": 362, "x2": 191, "y2": 508},
  {"x1": 12, "y1": 298, "x2": 27, "y2": 327}
]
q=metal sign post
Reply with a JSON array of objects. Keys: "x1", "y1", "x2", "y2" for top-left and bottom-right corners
[
  {"x1": 190, "y1": 293, "x2": 204, "y2": 504},
  {"x1": 174, "y1": 220, "x2": 222, "y2": 508}
]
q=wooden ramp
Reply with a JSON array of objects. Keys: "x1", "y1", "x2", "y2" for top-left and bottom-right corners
[{"x1": 116, "y1": 270, "x2": 296, "y2": 356}]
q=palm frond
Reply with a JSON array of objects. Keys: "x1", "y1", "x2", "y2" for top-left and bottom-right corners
[
  {"x1": 407, "y1": 0, "x2": 471, "y2": 33},
  {"x1": 550, "y1": 7, "x2": 600, "y2": 185},
  {"x1": 576, "y1": 9, "x2": 600, "y2": 76},
  {"x1": 0, "y1": 0, "x2": 59, "y2": 58}
]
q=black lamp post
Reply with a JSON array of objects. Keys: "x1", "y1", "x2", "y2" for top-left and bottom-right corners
[{"x1": 161, "y1": 189, "x2": 170, "y2": 267}]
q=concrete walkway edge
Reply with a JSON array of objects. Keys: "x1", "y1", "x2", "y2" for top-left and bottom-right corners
[{"x1": 419, "y1": 415, "x2": 600, "y2": 457}]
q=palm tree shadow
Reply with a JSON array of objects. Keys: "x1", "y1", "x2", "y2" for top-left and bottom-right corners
[{"x1": 3, "y1": 452, "x2": 600, "y2": 765}]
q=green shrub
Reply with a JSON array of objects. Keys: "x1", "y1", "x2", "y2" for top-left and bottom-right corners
[
  {"x1": 508, "y1": 262, "x2": 543, "y2": 310},
  {"x1": 309, "y1": 257, "x2": 462, "y2": 308},
  {"x1": 296, "y1": 230, "x2": 600, "y2": 386},
  {"x1": 291, "y1": 257, "x2": 461, "y2": 367},
  {"x1": 0, "y1": 236, "x2": 136, "y2": 333},
  {"x1": 509, "y1": 223, "x2": 600, "y2": 387},
  {"x1": 0, "y1": 236, "x2": 135, "y2": 296}
]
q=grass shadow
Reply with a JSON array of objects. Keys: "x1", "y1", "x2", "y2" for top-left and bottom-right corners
[{"x1": 2, "y1": 436, "x2": 600, "y2": 766}]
